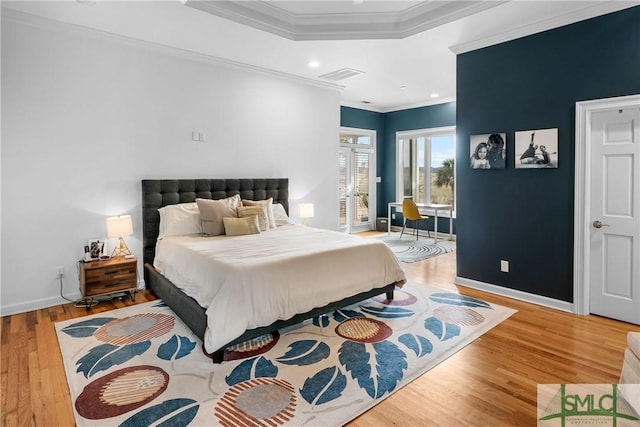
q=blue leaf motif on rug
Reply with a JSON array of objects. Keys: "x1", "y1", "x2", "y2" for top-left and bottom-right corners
[
  {"x1": 225, "y1": 356, "x2": 278, "y2": 386},
  {"x1": 429, "y1": 293, "x2": 492, "y2": 309},
  {"x1": 120, "y1": 398, "x2": 199, "y2": 427},
  {"x1": 60, "y1": 317, "x2": 117, "y2": 338},
  {"x1": 312, "y1": 315, "x2": 330, "y2": 328},
  {"x1": 333, "y1": 309, "x2": 364, "y2": 323},
  {"x1": 157, "y1": 335, "x2": 196, "y2": 361},
  {"x1": 276, "y1": 340, "x2": 330, "y2": 366},
  {"x1": 76, "y1": 341, "x2": 151, "y2": 378},
  {"x1": 338, "y1": 341, "x2": 407, "y2": 399},
  {"x1": 300, "y1": 366, "x2": 347, "y2": 405},
  {"x1": 398, "y1": 333, "x2": 433, "y2": 357},
  {"x1": 425, "y1": 316, "x2": 461, "y2": 341},
  {"x1": 360, "y1": 305, "x2": 415, "y2": 319}
]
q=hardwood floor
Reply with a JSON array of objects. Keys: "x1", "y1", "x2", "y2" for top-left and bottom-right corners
[{"x1": 2, "y1": 249, "x2": 638, "y2": 426}]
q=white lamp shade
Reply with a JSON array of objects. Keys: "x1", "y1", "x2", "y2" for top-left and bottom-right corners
[
  {"x1": 106, "y1": 215, "x2": 133, "y2": 238},
  {"x1": 297, "y1": 203, "x2": 314, "y2": 219}
]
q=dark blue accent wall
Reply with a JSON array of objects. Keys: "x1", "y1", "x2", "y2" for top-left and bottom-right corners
[
  {"x1": 456, "y1": 6, "x2": 640, "y2": 302},
  {"x1": 341, "y1": 103, "x2": 457, "y2": 232},
  {"x1": 384, "y1": 103, "x2": 457, "y2": 233}
]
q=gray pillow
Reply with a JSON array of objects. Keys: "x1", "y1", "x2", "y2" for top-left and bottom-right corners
[{"x1": 196, "y1": 195, "x2": 241, "y2": 236}]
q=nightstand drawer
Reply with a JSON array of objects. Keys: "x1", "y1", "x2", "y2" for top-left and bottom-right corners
[
  {"x1": 79, "y1": 257, "x2": 138, "y2": 299},
  {"x1": 86, "y1": 279, "x2": 136, "y2": 295},
  {"x1": 85, "y1": 265, "x2": 136, "y2": 283}
]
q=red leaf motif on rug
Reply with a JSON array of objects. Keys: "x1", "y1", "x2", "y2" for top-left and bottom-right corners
[
  {"x1": 335, "y1": 318, "x2": 392, "y2": 343},
  {"x1": 215, "y1": 378, "x2": 296, "y2": 425},
  {"x1": 94, "y1": 313, "x2": 175, "y2": 345},
  {"x1": 75, "y1": 365, "x2": 169, "y2": 419}
]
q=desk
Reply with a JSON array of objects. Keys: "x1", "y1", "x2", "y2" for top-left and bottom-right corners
[{"x1": 387, "y1": 202, "x2": 453, "y2": 243}]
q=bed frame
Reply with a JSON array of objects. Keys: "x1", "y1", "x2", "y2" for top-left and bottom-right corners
[{"x1": 142, "y1": 178, "x2": 395, "y2": 363}]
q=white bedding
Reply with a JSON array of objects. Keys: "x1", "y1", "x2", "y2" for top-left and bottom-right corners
[{"x1": 153, "y1": 224, "x2": 406, "y2": 353}]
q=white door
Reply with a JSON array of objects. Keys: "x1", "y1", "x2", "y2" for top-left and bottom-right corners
[{"x1": 589, "y1": 107, "x2": 640, "y2": 324}]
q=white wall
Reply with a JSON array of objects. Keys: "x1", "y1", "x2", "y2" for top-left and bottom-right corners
[{"x1": 1, "y1": 11, "x2": 342, "y2": 315}]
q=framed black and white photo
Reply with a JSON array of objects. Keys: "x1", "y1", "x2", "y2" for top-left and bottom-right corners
[
  {"x1": 515, "y1": 128, "x2": 558, "y2": 169},
  {"x1": 470, "y1": 133, "x2": 506, "y2": 169},
  {"x1": 87, "y1": 238, "x2": 107, "y2": 260}
]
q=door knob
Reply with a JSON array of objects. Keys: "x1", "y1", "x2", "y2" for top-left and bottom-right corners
[{"x1": 593, "y1": 220, "x2": 610, "y2": 228}]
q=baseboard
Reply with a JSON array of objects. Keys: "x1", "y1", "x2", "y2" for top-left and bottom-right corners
[
  {"x1": 0, "y1": 293, "x2": 82, "y2": 317},
  {"x1": 455, "y1": 276, "x2": 574, "y2": 313},
  {"x1": 0, "y1": 280, "x2": 147, "y2": 317}
]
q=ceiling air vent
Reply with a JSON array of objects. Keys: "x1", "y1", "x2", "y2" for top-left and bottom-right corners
[{"x1": 318, "y1": 68, "x2": 365, "y2": 81}]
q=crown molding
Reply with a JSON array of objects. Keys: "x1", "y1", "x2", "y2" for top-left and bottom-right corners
[
  {"x1": 187, "y1": 0, "x2": 507, "y2": 41},
  {"x1": 341, "y1": 96, "x2": 456, "y2": 114},
  {"x1": 449, "y1": 1, "x2": 639, "y2": 54},
  {"x1": 1, "y1": 7, "x2": 345, "y2": 93}
]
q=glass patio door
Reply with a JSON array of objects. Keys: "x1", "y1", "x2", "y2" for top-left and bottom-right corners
[{"x1": 339, "y1": 128, "x2": 375, "y2": 233}]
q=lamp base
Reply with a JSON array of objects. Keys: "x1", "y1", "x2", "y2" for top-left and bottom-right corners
[{"x1": 111, "y1": 237, "x2": 132, "y2": 258}]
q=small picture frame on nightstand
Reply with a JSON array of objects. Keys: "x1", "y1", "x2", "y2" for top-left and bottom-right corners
[{"x1": 87, "y1": 238, "x2": 107, "y2": 261}]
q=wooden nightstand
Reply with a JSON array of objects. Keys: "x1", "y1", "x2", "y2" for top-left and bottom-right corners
[{"x1": 79, "y1": 257, "x2": 138, "y2": 309}]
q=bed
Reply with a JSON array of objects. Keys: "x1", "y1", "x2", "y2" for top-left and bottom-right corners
[{"x1": 142, "y1": 178, "x2": 406, "y2": 362}]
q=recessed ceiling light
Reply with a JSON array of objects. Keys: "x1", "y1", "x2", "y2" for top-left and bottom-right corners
[
  {"x1": 361, "y1": 100, "x2": 372, "y2": 104},
  {"x1": 430, "y1": 93, "x2": 439, "y2": 98},
  {"x1": 308, "y1": 60, "x2": 320, "y2": 68}
]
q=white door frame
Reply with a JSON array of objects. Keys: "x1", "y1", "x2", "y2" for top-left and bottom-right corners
[
  {"x1": 573, "y1": 94, "x2": 640, "y2": 315},
  {"x1": 339, "y1": 127, "x2": 377, "y2": 233}
]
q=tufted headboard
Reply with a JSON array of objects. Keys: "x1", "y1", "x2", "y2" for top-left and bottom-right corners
[{"x1": 141, "y1": 178, "x2": 289, "y2": 268}]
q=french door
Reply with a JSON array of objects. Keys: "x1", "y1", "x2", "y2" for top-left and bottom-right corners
[{"x1": 339, "y1": 128, "x2": 375, "y2": 233}]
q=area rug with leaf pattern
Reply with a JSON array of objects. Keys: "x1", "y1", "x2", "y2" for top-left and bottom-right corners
[
  {"x1": 376, "y1": 232, "x2": 456, "y2": 263},
  {"x1": 55, "y1": 282, "x2": 515, "y2": 426}
]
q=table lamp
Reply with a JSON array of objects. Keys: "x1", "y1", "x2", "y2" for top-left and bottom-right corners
[
  {"x1": 297, "y1": 203, "x2": 314, "y2": 226},
  {"x1": 106, "y1": 214, "x2": 134, "y2": 258}
]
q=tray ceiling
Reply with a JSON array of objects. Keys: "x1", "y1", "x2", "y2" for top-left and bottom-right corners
[
  {"x1": 3, "y1": 1, "x2": 638, "y2": 111},
  {"x1": 186, "y1": 1, "x2": 508, "y2": 40}
]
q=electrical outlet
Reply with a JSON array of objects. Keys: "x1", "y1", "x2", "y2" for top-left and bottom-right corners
[
  {"x1": 56, "y1": 266, "x2": 64, "y2": 278},
  {"x1": 500, "y1": 260, "x2": 509, "y2": 273}
]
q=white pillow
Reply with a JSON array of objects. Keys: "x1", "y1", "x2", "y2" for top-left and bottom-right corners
[
  {"x1": 273, "y1": 203, "x2": 295, "y2": 227},
  {"x1": 242, "y1": 198, "x2": 276, "y2": 229},
  {"x1": 158, "y1": 202, "x2": 202, "y2": 239},
  {"x1": 196, "y1": 195, "x2": 242, "y2": 236},
  {"x1": 237, "y1": 205, "x2": 270, "y2": 232},
  {"x1": 223, "y1": 216, "x2": 261, "y2": 236}
]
